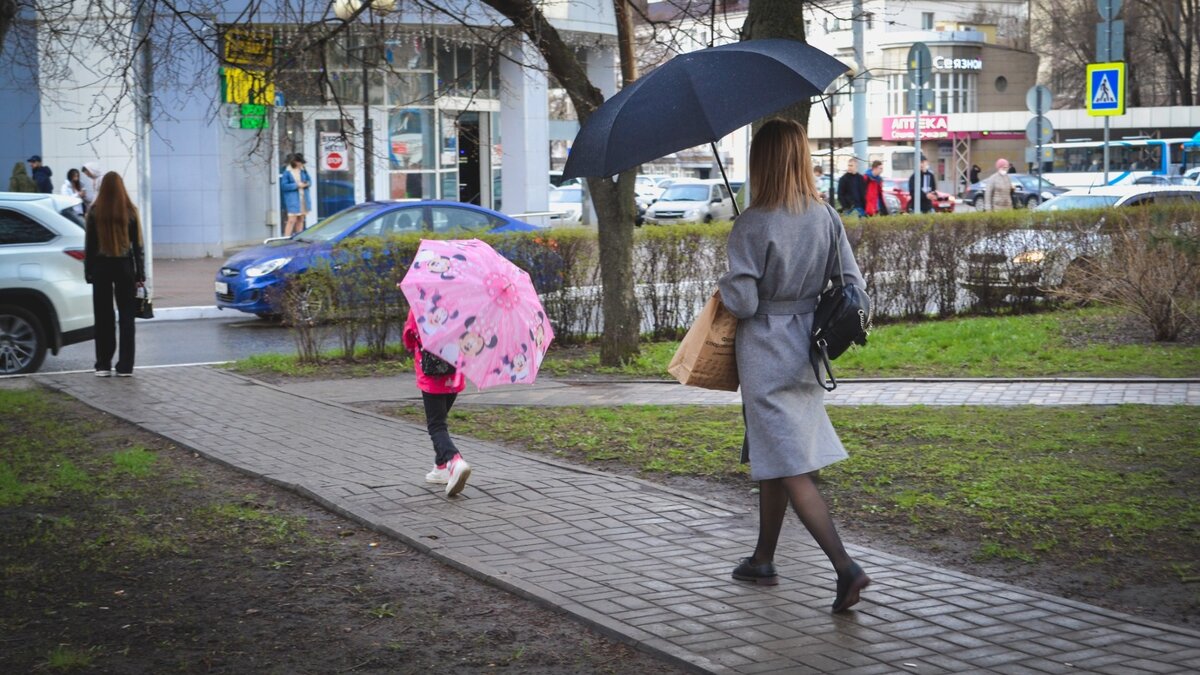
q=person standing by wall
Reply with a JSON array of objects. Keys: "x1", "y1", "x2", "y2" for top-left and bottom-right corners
[
  {"x1": 908, "y1": 157, "x2": 938, "y2": 213},
  {"x1": 27, "y1": 155, "x2": 53, "y2": 193},
  {"x1": 81, "y1": 162, "x2": 103, "y2": 211},
  {"x1": 9, "y1": 162, "x2": 37, "y2": 192},
  {"x1": 718, "y1": 118, "x2": 871, "y2": 613},
  {"x1": 984, "y1": 159, "x2": 1015, "y2": 211},
  {"x1": 837, "y1": 158, "x2": 866, "y2": 216},
  {"x1": 281, "y1": 153, "x2": 312, "y2": 237},
  {"x1": 60, "y1": 168, "x2": 86, "y2": 216},
  {"x1": 84, "y1": 172, "x2": 145, "y2": 378}
]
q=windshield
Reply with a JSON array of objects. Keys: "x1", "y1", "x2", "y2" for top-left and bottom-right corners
[
  {"x1": 1036, "y1": 194, "x2": 1121, "y2": 211},
  {"x1": 294, "y1": 204, "x2": 375, "y2": 242},
  {"x1": 549, "y1": 188, "x2": 582, "y2": 204},
  {"x1": 660, "y1": 185, "x2": 709, "y2": 202}
]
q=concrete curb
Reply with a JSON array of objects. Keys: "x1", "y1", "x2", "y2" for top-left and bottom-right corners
[{"x1": 147, "y1": 305, "x2": 228, "y2": 321}]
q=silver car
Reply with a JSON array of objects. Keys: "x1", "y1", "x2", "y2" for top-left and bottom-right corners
[{"x1": 0, "y1": 192, "x2": 93, "y2": 374}]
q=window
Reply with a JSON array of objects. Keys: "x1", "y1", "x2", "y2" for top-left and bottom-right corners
[
  {"x1": 356, "y1": 208, "x2": 425, "y2": 237},
  {"x1": 921, "y1": 12, "x2": 934, "y2": 30},
  {"x1": 0, "y1": 209, "x2": 54, "y2": 245},
  {"x1": 430, "y1": 206, "x2": 503, "y2": 233},
  {"x1": 865, "y1": 13, "x2": 875, "y2": 29}
]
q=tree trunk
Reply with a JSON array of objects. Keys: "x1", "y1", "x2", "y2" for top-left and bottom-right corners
[
  {"x1": 741, "y1": 0, "x2": 810, "y2": 128},
  {"x1": 482, "y1": 0, "x2": 640, "y2": 365}
]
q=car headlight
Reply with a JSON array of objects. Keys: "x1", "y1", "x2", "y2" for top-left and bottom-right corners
[
  {"x1": 685, "y1": 208, "x2": 701, "y2": 219},
  {"x1": 1041, "y1": 191, "x2": 1055, "y2": 200},
  {"x1": 1011, "y1": 250, "x2": 1046, "y2": 264},
  {"x1": 245, "y1": 257, "x2": 292, "y2": 277}
]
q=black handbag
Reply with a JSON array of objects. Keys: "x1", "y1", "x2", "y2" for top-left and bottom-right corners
[
  {"x1": 134, "y1": 285, "x2": 154, "y2": 320},
  {"x1": 420, "y1": 349, "x2": 456, "y2": 377},
  {"x1": 810, "y1": 210, "x2": 872, "y2": 391}
]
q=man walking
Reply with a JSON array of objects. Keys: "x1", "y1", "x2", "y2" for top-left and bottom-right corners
[
  {"x1": 27, "y1": 155, "x2": 53, "y2": 193},
  {"x1": 907, "y1": 157, "x2": 937, "y2": 213},
  {"x1": 837, "y1": 158, "x2": 866, "y2": 216}
]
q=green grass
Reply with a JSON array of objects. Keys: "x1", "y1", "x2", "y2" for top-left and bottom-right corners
[
  {"x1": 542, "y1": 308, "x2": 1200, "y2": 379},
  {"x1": 42, "y1": 645, "x2": 96, "y2": 671},
  {"x1": 391, "y1": 404, "x2": 1199, "y2": 562},
  {"x1": 229, "y1": 308, "x2": 1199, "y2": 380}
]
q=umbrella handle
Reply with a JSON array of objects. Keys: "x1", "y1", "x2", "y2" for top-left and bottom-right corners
[{"x1": 711, "y1": 141, "x2": 740, "y2": 217}]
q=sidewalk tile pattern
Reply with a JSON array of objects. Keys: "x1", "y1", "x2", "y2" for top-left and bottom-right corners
[
  {"x1": 275, "y1": 376, "x2": 1200, "y2": 408},
  {"x1": 40, "y1": 368, "x2": 1200, "y2": 674}
]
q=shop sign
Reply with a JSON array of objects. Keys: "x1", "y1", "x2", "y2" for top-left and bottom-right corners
[
  {"x1": 933, "y1": 56, "x2": 983, "y2": 71},
  {"x1": 221, "y1": 67, "x2": 274, "y2": 106},
  {"x1": 883, "y1": 115, "x2": 950, "y2": 141},
  {"x1": 223, "y1": 28, "x2": 273, "y2": 67},
  {"x1": 321, "y1": 133, "x2": 349, "y2": 172}
]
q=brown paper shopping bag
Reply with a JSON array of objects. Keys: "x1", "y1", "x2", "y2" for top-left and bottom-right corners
[{"x1": 668, "y1": 290, "x2": 739, "y2": 391}]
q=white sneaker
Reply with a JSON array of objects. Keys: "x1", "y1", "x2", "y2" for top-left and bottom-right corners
[
  {"x1": 424, "y1": 465, "x2": 450, "y2": 484},
  {"x1": 95, "y1": 370, "x2": 112, "y2": 377},
  {"x1": 445, "y1": 455, "x2": 471, "y2": 497}
]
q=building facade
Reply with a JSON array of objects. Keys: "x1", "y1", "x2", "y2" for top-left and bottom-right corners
[{"x1": 1, "y1": 1, "x2": 618, "y2": 258}]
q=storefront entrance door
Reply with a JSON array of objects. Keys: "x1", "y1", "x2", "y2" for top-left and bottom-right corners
[{"x1": 313, "y1": 119, "x2": 357, "y2": 221}]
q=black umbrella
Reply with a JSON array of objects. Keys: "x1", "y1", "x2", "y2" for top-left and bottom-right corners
[{"x1": 561, "y1": 38, "x2": 849, "y2": 209}]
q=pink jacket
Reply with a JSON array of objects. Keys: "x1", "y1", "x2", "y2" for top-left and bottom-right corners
[{"x1": 403, "y1": 310, "x2": 466, "y2": 394}]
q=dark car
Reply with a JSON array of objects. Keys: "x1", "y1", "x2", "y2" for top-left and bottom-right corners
[
  {"x1": 962, "y1": 174, "x2": 1066, "y2": 209},
  {"x1": 215, "y1": 200, "x2": 556, "y2": 319}
]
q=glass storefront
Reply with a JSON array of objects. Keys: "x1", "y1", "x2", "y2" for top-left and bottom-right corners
[{"x1": 886, "y1": 69, "x2": 977, "y2": 115}]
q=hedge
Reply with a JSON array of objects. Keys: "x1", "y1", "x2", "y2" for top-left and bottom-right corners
[{"x1": 277, "y1": 203, "x2": 1200, "y2": 358}]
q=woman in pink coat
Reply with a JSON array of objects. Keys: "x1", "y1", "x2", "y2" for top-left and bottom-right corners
[{"x1": 403, "y1": 309, "x2": 471, "y2": 496}]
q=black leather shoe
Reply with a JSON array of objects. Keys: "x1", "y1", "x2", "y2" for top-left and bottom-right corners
[
  {"x1": 731, "y1": 557, "x2": 779, "y2": 586},
  {"x1": 832, "y1": 562, "x2": 871, "y2": 612}
]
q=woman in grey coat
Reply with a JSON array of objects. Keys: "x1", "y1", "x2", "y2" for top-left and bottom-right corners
[{"x1": 718, "y1": 119, "x2": 871, "y2": 613}]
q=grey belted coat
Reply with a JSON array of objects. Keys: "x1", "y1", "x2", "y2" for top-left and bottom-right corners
[{"x1": 718, "y1": 203, "x2": 864, "y2": 481}]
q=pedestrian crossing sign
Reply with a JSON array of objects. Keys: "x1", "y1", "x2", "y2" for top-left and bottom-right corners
[{"x1": 1086, "y1": 62, "x2": 1125, "y2": 116}]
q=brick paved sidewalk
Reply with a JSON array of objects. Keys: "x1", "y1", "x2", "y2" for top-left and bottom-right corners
[
  {"x1": 39, "y1": 368, "x2": 1200, "y2": 674},
  {"x1": 274, "y1": 374, "x2": 1200, "y2": 407}
]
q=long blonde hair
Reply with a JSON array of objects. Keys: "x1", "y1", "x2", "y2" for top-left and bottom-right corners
[
  {"x1": 89, "y1": 171, "x2": 142, "y2": 256},
  {"x1": 749, "y1": 118, "x2": 820, "y2": 213}
]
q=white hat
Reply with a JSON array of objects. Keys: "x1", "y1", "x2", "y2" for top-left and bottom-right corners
[{"x1": 83, "y1": 162, "x2": 100, "y2": 174}]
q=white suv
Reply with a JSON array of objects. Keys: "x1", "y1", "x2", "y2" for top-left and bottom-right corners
[{"x1": 0, "y1": 192, "x2": 93, "y2": 374}]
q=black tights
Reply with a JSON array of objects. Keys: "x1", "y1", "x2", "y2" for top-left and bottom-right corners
[{"x1": 751, "y1": 473, "x2": 853, "y2": 574}]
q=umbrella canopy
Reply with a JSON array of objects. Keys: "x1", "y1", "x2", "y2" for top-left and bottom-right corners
[
  {"x1": 562, "y1": 39, "x2": 849, "y2": 180},
  {"x1": 399, "y1": 239, "x2": 554, "y2": 390}
]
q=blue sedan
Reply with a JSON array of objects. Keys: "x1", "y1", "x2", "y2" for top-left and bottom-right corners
[{"x1": 215, "y1": 200, "x2": 547, "y2": 318}]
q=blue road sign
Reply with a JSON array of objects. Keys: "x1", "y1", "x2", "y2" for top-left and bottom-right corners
[{"x1": 1086, "y1": 62, "x2": 1124, "y2": 116}]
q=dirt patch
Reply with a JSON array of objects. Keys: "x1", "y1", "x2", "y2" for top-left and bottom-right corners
[
  {"x1": 0, "y1": 389, "x2": 684, "y2": 674},
  {"x1": 1061, "y1": 310, "x2": 1199, "y2": 347}
]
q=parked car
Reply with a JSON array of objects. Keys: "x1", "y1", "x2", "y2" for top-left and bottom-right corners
[
  {"x1": 962, "y1": 173, "x2": 1067, "y2": 209},
  {"x1": 0, "y1": 192, "x2": 93, "y2": 374},
  {"x1": 1133, "y1": 175, "x2": 1195, "y2": 186},
  {"x1": 548, "y1": 185, "x2": 584, "y2": 226},
  {"x1": 961, "y1": 185, "x2": 1200, "y2": 300},
  {"x1": 1035, "y1": 184, "x2": 1200, "y2": 211},
  {"x1": 215, "y1": 200, "x2": 554, "y2": 319},
  {"x1": 883, "y1": 177, "x2": 957, "y2": 213},
  {"x1": 642, "y1": 179, "x2": 735, "y2": 224}
]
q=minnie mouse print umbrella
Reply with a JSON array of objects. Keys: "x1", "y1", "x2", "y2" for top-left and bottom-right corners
[{"x1": 399, "y1": 239, "x2": 554, "y2": 390}]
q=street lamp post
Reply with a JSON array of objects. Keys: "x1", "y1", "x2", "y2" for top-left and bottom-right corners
[{"x1": 361, "y1": 16, "x2": 374, "y2": 202}]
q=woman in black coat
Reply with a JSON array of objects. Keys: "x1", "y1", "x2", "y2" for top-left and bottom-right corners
[{"x1": 84, "y1": 171, "x2": 145, "y2": 377}]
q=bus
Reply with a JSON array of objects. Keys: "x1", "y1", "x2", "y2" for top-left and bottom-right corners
[
  {"x1": 819, "y1": 145, "x2": 917, "y2": 178},
  {"x1": 1040, "y1": 137, "x2": 1193, "y2": 188}
]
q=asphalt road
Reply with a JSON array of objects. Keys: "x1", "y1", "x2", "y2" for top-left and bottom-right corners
[{"x1": 38, "y1": 316, "x2": 296, "y2": 374}]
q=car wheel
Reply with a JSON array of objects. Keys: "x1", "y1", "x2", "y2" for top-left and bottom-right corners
[
  {"x1": 255, "y1": 312, "x2": 282, "y2": 322},
  {"x1": 704, "y1": 214, "x2": 713, "y2": 224},
  {"x1": 0, "y1": 304, "x2": 47, "y2": 375},
  {"x1": 293, "y1": 286, "x2": 326, "y2": 326},
  {"x1": 972, "y1": 196, "x2": 984, "y2": 208},
  {"x1": 1025, "y1": 196, "x2": 1041, "y2": 209}
]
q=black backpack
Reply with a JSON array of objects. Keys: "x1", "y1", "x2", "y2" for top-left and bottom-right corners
[{"x1": 810, "y1": 209, "x2": 872, "y2": 391}]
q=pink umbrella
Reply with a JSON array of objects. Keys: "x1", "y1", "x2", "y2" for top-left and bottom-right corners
[{"x1": 399, "y1": 239, "x2": 554, "y2": 390}]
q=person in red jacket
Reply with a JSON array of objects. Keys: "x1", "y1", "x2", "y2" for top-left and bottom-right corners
[
  {"x1": 403, "y1": 309, "x2": 472, "y2": 497},
  {"x1": 863, "y1": 160, "x2": 889, "y2": 216}
]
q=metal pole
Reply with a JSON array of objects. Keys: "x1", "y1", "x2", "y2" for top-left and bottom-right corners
[
  {"x1": 913, "y1": 70, "x2": 921, "y2": 214},
  {"x1": 134, "y1": 0, "x2": 153, "y2": 284},
  {"x1": 362, "y1": 11, "x2": 374, "y2": 202},
  {"x1": 829, "y1": 106, "x2": 836, "y2": 204},
  {"x1": 1102, "y1": 16, "x2": 1111, "y2": 185},
  {"x1": 852, "y1": 0, "x2": 867, "y2": 170},
  {"x1": 1036, "y1": 98, "x2": 1044, "y2": 196}
]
